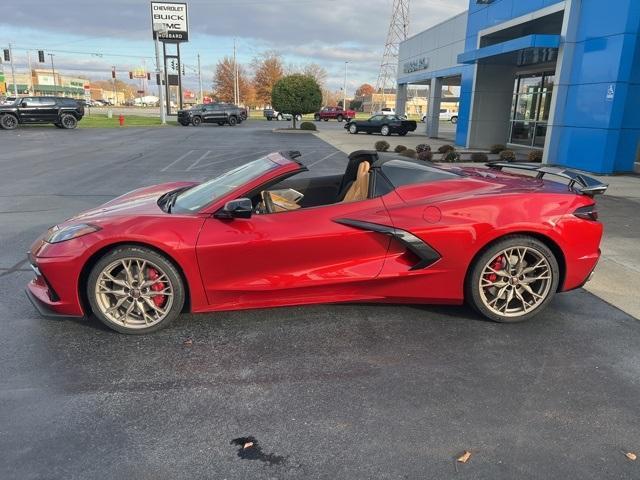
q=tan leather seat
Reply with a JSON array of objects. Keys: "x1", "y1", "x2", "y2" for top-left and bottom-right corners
[{"x1": 342, "y1": 161, "x2": 370, "y2": 203}]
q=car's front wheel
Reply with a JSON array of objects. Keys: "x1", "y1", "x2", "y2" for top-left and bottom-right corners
[
  {"x1": 60, "y1": 114, "x2": 78, "y2": 129},
  {"x1": 451, "y1": 116, "x2": 458, "y2": 124},
  {"x1": 349, "y1": 124, "x2": 358, "y2": 134},
  {"x1": 337, "y1": 115, "x2": 343, "y2": 122},
  {"x1": 228, "y1": 116, "x2": 238, "y2": 126},
  {"x1": 0, "y1": 114, "x2": 19, "y2": 130},
  {"x1": 380, "y1": 125, "x2": 390, "y2": 136},
  {"x1": 314, "y1": 114, "x2": 321, "y2": 121},
  {"x1": 191, "y1": 116, "x2": 202, "y2": 127},
  {"x1": 87, "y1": 246, "x2": 185, "y2": 334},
  {"x1": 466, "y1": 236, "x2": 559, "y2": 323}
]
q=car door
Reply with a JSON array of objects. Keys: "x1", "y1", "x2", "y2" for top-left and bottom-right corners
[
  {"x1": 195, "y1": 193, "x2": 393, "y2": 309},
  {"x1": 365, "y1": 115, "x2": 382, "y2": 133},
  {"x1": 37, "y1": 97, "x2": 59, "y2": 122},
  {"x1": 17, "y1": 97, "x2": 39, "y2": 122},
  {"x1": 200, "y1": 104, "x2": 215, "y2": 123}
]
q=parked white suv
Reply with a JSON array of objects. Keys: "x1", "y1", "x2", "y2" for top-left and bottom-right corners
[{"x1": 422, "y1": 108, "x2": 459, "y2": 124}]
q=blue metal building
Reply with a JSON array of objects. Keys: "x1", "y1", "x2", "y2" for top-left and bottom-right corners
[{"x1": 396, "y1": 0, "x2": 640, "y2": 174}]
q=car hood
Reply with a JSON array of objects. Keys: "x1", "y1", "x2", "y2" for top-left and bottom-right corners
[{"x1": 69, "y1": 181, "x2": 198, "y2": 221}]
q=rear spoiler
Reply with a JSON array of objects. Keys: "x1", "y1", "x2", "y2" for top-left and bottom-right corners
[{"x1": 486, "y1": 162, "x2": 608, "y2": 197}]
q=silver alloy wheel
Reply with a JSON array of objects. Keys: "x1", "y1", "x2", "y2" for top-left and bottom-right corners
[
  {"x1": 94, "y1": 257, "x2": 174, "y2": 330},
  {"x1": 381, "y1": 125, "x2": 390, "y2": 136},
  {"x1": 478, "y1": 246, "x2": 553, "y2": 318},
  {"x1": 349, "y1": 124, "x2": 357, "y2": 134}
]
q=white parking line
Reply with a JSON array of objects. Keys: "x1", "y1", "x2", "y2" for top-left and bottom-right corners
[
  {"x1": 161, "y1": 150, "x2": 195, "y2": 172},
  {"x1": 186, "y1": 150, "x2": 212, "y2": 171}
]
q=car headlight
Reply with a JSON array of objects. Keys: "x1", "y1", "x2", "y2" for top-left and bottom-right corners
[{"x1": 45, "y1": 223, "x2": 101, "y2": 243}]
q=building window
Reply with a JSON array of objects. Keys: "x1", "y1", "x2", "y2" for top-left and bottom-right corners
[{"x1": 509, "y1": 72, "x2": 554, "y2": 147}]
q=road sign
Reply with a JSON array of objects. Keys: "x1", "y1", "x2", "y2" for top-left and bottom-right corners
[{"x1": 151, "y1": 2, "x2": 189, "y2": 42}]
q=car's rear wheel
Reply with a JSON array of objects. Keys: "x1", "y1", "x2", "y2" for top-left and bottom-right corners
[
  {"x1": 60, "y1": 114, "x2": 78, "y2": 129},
  {"x1": 228, "y1": 116, "x2": 238, "y2": 126},
  {"x1": 314, "y1": 114, "x2": 321, "y2": 121},
  {"x1": 192, "y1": 116, "x2": 202, "y2": 127},
  {"x1": 87, "y1": 246, "x2": 185, "y2": 334},
  {"x1": 380, "y1": 125, "x2": 390, "y2": 136},
  {"x1": 466, "y1": 236, "x2": 559, "y2": 323},
  {"x1": 349, "y1": 124, "x2": 358, "y2": 134},
  {"x1": 0, "y1": 114, "x2": 19, "y2": 130},
  {"x1": 337, "y1": 115, "x2": 343, "y2": 122},
  {"x1": 451, "y1": 116, "x2": 458, "y2": 124}
]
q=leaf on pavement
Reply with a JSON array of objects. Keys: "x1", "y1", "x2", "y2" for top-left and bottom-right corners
[
  {"x1": 243, "y1": 442, "x2": 254, "y2": 449},
  {"x1": 457, "y1": 450, "x2": 472, "y2": 463},
  {"x1": 625, "y1": 452, "x2": 637, "y2": 461},
  {"x1": 183, "y1": 338, "x2": 193, "y2": 347}
]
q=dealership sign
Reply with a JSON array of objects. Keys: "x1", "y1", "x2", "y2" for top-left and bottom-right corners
[
  {"x1": 403, "y1": 57, "x2": 429, "y2": 74},
  {"x1": 151, "y1": 2, "x2": 189, "y2": 42}
]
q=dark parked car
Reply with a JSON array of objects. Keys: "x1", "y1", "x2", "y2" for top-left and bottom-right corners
[
  {"x1": 178, "y1": 103, "x2": 244, "y2": 127},
  {"x1": 344, "y1": 114, "x2": 417, "y2": 136},
  {"x1": 0, "y1": 96, "x2": 85, "y2": 130}
]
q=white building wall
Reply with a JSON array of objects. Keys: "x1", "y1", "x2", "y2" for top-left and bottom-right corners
[{"x1": 398, "y1": 11, "x2": 468, "y2": 84}]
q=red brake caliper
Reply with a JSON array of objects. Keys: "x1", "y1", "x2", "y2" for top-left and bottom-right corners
[
  {"x1": 147, "y1": 267, "x2": 167, "y2": 307},
  {"x1": 485, "y1": 255, "x2": 504, "y2": 287}
]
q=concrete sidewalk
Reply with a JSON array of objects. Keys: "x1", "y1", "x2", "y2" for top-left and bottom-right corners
[{"x1": 315, "y1": 128, "x2": 640, "y2": 319}]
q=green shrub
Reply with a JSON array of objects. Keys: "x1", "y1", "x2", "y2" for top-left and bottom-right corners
[
  {"x1": 437, "y1": 144, "x2": 455, "y2": 154},
  {"x1": 499, "y1": 149, "x2": 517, "y2": 162},
  {"x1": 272, "y1": 74, "x2": 322, "y2": 129},
  {"x1": 470, "y1": 152, "x2": 489, "y2": 162},
  {"x1": 528, "y1": 150, "x2": 543, "y2": 162},
  {"x1": 375, "y1": 140, "x2": 390, "y2": 152},
  {"x1": 441, "y1": 150, "x2": 461, "y2": 163},
  {"x1": 490, "y1": 144, "x2": 506, "y2": 154},
  {"x1": 394, "y1": 144, "x2": 407, "y2": 153},
  {"x1": 418, "y1": 150, "x2": 433, "y2": 162},
  {"x1": 299, "y1": 121, "x2": 317, "y2": 131},
  {"x1": 400, "y1": 149, "x2": 417, "y2": 159},
  {"x1": 416, "y1": 144, "x2": 431, "y2": 154}
]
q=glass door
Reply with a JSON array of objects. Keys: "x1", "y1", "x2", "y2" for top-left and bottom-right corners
[{"x1": 509, "y1": 72, "x2": 555, "y2": 147}]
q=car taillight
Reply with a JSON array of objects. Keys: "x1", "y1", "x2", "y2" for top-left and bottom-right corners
[{"x1": 573, "y1": 204, "x2": 598, "y2": 221}]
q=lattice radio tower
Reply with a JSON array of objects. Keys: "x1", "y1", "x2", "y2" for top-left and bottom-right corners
[{"x1": 373, "y1": 0, "x2": 410, "y2": 112}]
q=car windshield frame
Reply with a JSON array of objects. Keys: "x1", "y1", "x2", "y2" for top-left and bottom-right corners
[
  {"x1": 171, "y1": 156, "x2": 283, "y2": 213},
  {"x1": 379, "y1": 159, "x2": 463, "y2": 189}
]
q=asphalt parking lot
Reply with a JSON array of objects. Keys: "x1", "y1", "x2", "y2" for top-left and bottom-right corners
[{"x1": 1, "y1": 121, "x2": 639, "y2": 480}]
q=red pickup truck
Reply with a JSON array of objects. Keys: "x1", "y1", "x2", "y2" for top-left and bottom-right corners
[{"x1": 314, "y1": 106, "x2": 356, "y2": 122}]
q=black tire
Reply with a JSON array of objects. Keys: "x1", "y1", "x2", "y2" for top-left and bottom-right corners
[
  {"x1": 323, "y1": 118, "x2": 329, "y2": 122},
  {"x1": 348, "y1": 124, "x2": 358, "y2": 134},
  {"x1": 60, "y1": 114, "x2": 78, "y2": 129},
  {"x1": 87, "y1": 245, "x2": 185, "y2": 334},
  {"x1": 465, "y1": 235, "x2": 559, "y2": 323},
  {"x1": 380, "y1": 125, "x2": 390, "y2": 136},
  {"x1": 0, "y1": 114, "x2": 19, "y2": 130},
  {"x1": 192, "y1": 116, "x2": 202, "y2": 127},
  {"x1": 314, "y1": 114, "x2": 321, "y2": 121},
  {"x1": 337, "y1": 115, "x2": 343, "y2": 122},
  {"x1": 267, "y1": 117, "x2": 273, "y2": 121},
  {"x1": 228, "y1": 116, "x2": 238, "y2": 126},
  {"x1": 451, "y1": 116, "x2": 458, "y2": 124}
]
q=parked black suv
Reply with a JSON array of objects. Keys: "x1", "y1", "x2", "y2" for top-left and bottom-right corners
[
  {"x1": 178, "y1": 103, "x2": 245, "y2": 127},
  {"x1": 0, "y1": 96, "x2": 85, "y2": 130}
]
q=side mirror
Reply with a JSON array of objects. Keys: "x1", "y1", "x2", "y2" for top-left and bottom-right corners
[{"x1": 214, "y1": 198, "x2": 252, "y2": 219}]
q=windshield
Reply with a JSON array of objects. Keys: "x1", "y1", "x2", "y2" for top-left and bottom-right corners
[{"x1": 172, "y1": 156, "x2": 279, "y2": 212}]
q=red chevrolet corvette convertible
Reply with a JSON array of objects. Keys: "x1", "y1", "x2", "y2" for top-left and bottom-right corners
[{"x1": 27, "y1": 150, "x2": 607, "y2": 334}]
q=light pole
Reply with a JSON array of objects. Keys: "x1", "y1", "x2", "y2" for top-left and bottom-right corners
[
  {"x1": 8, "y1": 43, "x2": 18, "y2": 96},
  {"x1": 197, "y1": 53, "x2": 203, "y2": 104},
  {"x1": 47, "y1": 53, "x2": 56, "y2": 92},
  {"x1": 343, "y1": 61, "x2": 349, "y2": 110},
  {"x1": 153, "y1": 23, "x2": 167, "y2": 125}
]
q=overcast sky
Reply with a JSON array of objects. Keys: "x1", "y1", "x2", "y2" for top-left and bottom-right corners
[{"x1": 0, "y1": 0, "x2": 467, "y2": 93}]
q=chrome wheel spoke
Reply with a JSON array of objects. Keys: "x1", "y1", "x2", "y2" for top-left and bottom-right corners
[
  {"x1": 479, "y1": 246, "x2": 552, "y2": 318},
  {"x1": 95, "y1": 257, "x2": 174, "y2": 329}
]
